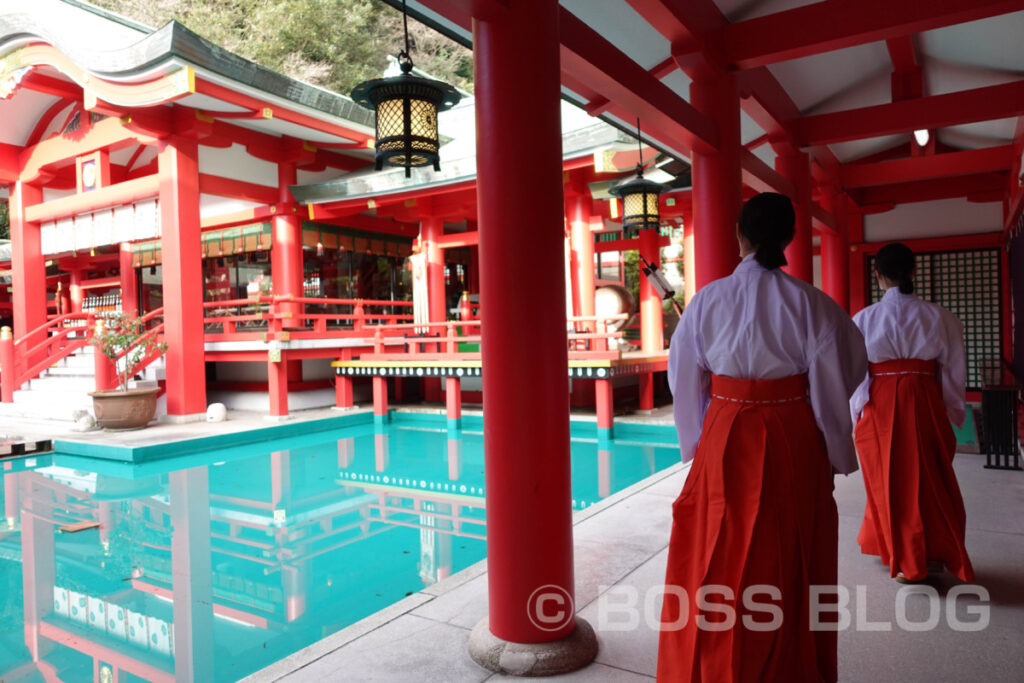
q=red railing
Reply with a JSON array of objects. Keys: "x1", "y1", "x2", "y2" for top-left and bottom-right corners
[
  {"x1": 360, "y1": 314, "x2": 629, "y2": 362},
  {"x1": 0, "y1": 312, "x2": 96, "y2": 401},
  {"x1": 94, "y1": 308, "x2": 166, "y2": 392},
  {"x1": 203, "y1": 296, "x2": 414, "y2": 340}
]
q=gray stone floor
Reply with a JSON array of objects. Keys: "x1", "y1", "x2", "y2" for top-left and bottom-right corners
[{"x1": 246, "y1": 449, "x2": 1024, "y2": 683}]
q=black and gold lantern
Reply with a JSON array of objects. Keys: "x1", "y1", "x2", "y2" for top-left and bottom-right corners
[
  {"x1": 351, "y1": 0, "x2": 461, "y2": 178},
  {"x1": 608, "y1": 119, "x2": 667, "y2": 233}
]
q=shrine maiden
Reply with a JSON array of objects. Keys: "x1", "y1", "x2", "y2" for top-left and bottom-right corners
[
  {"x1": 659, "y1": 193, "x2": 867, "y2": 683},
  {"x1": 850, "y1": 242, "x2": 974, "y2": 583}
]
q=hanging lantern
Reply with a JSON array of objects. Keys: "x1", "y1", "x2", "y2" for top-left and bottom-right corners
[
  {"x1": 608, "y1": 118, "x2": 667, "y2": 234},
  {"x1": 350, "y1": 0, "x2": 460, "y2": 178}
]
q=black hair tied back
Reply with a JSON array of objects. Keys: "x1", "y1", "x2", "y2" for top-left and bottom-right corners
[
  {"x1": 875, "y1": 242, "x2": 916, "y2": 295},
  {"x1": 738, "y1": 192, "x2": 796, "y2": 270}
]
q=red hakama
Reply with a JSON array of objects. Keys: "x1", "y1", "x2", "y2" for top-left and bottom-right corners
[
  {"x1": 658, "y1": 374, "x2": 838, "y2": 683},
  {"x1": 854, "y1": 359, "x2": 974, "y2": 582}
]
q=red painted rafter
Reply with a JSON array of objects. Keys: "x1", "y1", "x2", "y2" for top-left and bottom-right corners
[
  {"x1": 722, "y1": 0, "x2": 1024, "y2": 70},
  {"x1": 851, "y1": 172, "x2": 1007, "y2": 205},
  {"x1": 841, "y1": 145, "x2": 1015, "y2": 188},
  {"x1": 26, "y1": 99, "x2": 74, "y2": 147},
  {"x1": 198, "y1": 174, "x2": 278, "y2": 205},
  {"x1": 20, "y1": 71, "x2": 81, "y2": 100},
  {"x1": 886, "y1": 35, "x2": 923, "y2": 101},
  {"x1": 799, "y1": 80, "x2": 1024, "y2": 146},
  {"x1": 626, "y1": 0, "x2": 844, "y2": 183},
  {"x1": 559, "y1": 9, "x2": 718, "y2": 154}
]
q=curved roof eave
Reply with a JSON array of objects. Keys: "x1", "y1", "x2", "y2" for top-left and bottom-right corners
[{"x1": 0, "y1": 9, "x2": 374, "y2": 130}]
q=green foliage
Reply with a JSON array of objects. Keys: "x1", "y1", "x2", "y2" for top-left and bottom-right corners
[
  {"x1": 0, "y1": 199, "x2": 8, "y2": 240},
  {"x1": 91, "y1": 0, "x2": 473, "y2": 95},
  {"x1": 623, "y1": 250, "x2": 640, "y2": 306},
  {"x1": 91, "y1": 313, "x2": 168, "y2": 392}
]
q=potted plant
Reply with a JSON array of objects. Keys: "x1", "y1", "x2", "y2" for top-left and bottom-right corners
[{"x1": 89, "y1": 313, "x2": 167, "y2": 430}]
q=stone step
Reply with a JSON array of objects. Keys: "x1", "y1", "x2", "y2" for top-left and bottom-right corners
[
  {"x1": 42, "y1": 366, "x2": 96, "y2": 378},
  {"x1": 27, "y1": 376, "x2": 98, "y2": 392}
]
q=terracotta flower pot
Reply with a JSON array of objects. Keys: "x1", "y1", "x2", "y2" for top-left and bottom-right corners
[{"x1": 89, "y1": 387, "x2": 160, "y2": 430}]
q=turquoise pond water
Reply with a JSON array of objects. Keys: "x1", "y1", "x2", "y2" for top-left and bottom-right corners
[{"x1": 0, "y1": 414, "x2": 679, "y2": 682}]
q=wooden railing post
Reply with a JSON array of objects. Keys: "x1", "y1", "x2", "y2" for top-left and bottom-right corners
[
  {"x1": 354, "y1": 300, "x2": 365, "y2": 332},
  {"x1": 0, "y1": 327, "x2": 15, "y2": 402}
]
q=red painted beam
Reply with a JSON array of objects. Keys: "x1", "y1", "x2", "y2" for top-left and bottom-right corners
[
  {"x1": 799, "y1": 80, "x2": 1024, "y2": 146},
  {"x1": 594, "y1": 234, "x2": 671, "y2": 253},
  {"x1": 198, "y1": 173, "x2": 278, "y2": 204},
  {"x1": 20, "y1": 72, "x2": 81, "y2": 100},
  {"x1": 559, "y1": 8, "x2": 718, "y2": 154},
  {"x1": 723, "y1": 0, "x2": 1024, "y2": 70},
  {"x1": 851, "y1": 172, "x2": 1007, "y2": 205},
  {"x1": 740, "y1": 147, "x2": 794, "y2": 196},
  {"x1": 436, "y1": 231, "x2": 479, "y2": 248},
  {"x1": 841, "y1": 145, "x2": 1015, "y2": 187},
  {"x1": 24, "y1": 174, "x2": 160, "y2": 223}
]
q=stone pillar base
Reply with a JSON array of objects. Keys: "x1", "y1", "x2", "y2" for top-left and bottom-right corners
[{"x1": 468, "y1": 617, "x2": 598, "y2": 677}]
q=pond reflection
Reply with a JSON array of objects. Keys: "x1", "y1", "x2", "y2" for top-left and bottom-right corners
[{"x1": 0, "y1": 420, "x2": 677, "y2": 681}]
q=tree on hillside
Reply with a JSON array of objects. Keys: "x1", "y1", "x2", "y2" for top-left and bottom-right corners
[
  {"x1": 91, "y1": 0, "x2": 473, "y2": 95},
  {"x1": 0, "y1": 199, "x2": 8, "y2": 240}
]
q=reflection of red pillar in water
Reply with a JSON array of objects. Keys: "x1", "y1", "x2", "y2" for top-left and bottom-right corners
[
  {"x1": 447, "y1": 438, "x2": 462, "y2": 481},
  {"x1": 283, "y1": 565, "x2": 307, "y2": 622},
  {"x1": 20, "y1": 473, "x2": 56, "y2": 661},
  {"x1": 598, "y1": 450, "x2": 612, "y2": 499},
  {"x1": 4, "y1": 472, "x2": 19, "y2": 524},
  {"x1": 375, "y1": 433, "x2": 389, "y2": 472},
  {"x1": 337, "y1": 438, "x2": 354, "y2": 468}
]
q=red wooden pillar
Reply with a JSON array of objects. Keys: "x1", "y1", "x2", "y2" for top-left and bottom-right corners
[
  {"x1": 159, "y1": 138, "x2": 206, "y2": 420},
  {"x1": 268, "y1": 351, "x2": 289, "y2": 417},
  {"x1": 119, "y1": 242, "x2": 139, "y2": 317},
  {"x1": 848, "y1": 211, "x2": 867, "y2": 315},
  {"x1": 683, "y1": 209, "x2": 696, "y2": 305},
  {"x1": 690, "y1": 74, "x2": 742, "y2": 289},
  {"x1": 821, "y1": 189, "x2": 850, "y2": 311},
  {"x1": 335, "y1": 351, "x2": 353, "y2": 408},
  {"x1": 567, "y1": 192, "x2": 596, "y2": 326},
  {"x1": 68, "y1": 269, "x2": 84, "y2": 313},
  {"x1": 777, "y1": 152, "x2": 813, "y2": 283},
  {"x1": 422, "y1": 215, "x2": 445, "y2": 402},
  {"x1": 10, "y1": 181, "x2": 46, "y2": 345},
  {"x1": 274, "y1": 161, "x2": 303, "y2": 382},
  {"x1": 0, "y1": 327, "x2": 14, "y2": 402},
  {"x1": 445, "y1": 376, "x2": 461, "y2": 427},
  {"x1": 372, "y1": 376, "x2": 388, "y2": 421},
  {"x1": 471, "y1": 0, "x2": 591, "y2": 662},
  {"x1": 638, "y1": 227, "x2": 663, "y2": 352},
  {"x1": 595, "y1": 378, "x2": 614, "y2": 434}
]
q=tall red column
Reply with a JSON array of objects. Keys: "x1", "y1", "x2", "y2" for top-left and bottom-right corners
[
  {"x1": 638, "y1": 227, "x2": 663, "y2": 352},
  {"x1": 274, "y1": 161, "x2": 304, "y2": 386},
  {"x1": 567, "y1": 194, "x2": 596, "y2": 325},
  {"x1": 776, "y1": 152, "x2": 813, "y2": 283},
  {"x1": 273, "y1": 162, "x2": 305, "y2": 313},
  {"x1": 421, "y1": 215, "x2": 446, "y2": 402},
  {"x1": 159, "y1": 138, "x2": 206, "y2": 419},
  {"x1": 119, "y1": 242, "x2": 139, "y2": 317},
  {"x1": 822, "y1": 189, "x2": 850, "y2": 311},
  {"x1": 690, "y1": 75, "x2": 741, "y2": 289},
  {"x1": 9, "y1": 182, "x2": 46, "y2": 344},
  {"x1": 683, "y1": 209, "x2": 696, "y2": 304},
  {"x1": 421, "y1": 216, "x2": 447, "y2": 324},
  {"x1": 68, "y1": 268, "x2": 83, "y2": 313},
  {"x1": 471, "y1": 0, "x2": 591, "y2": 663}
]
